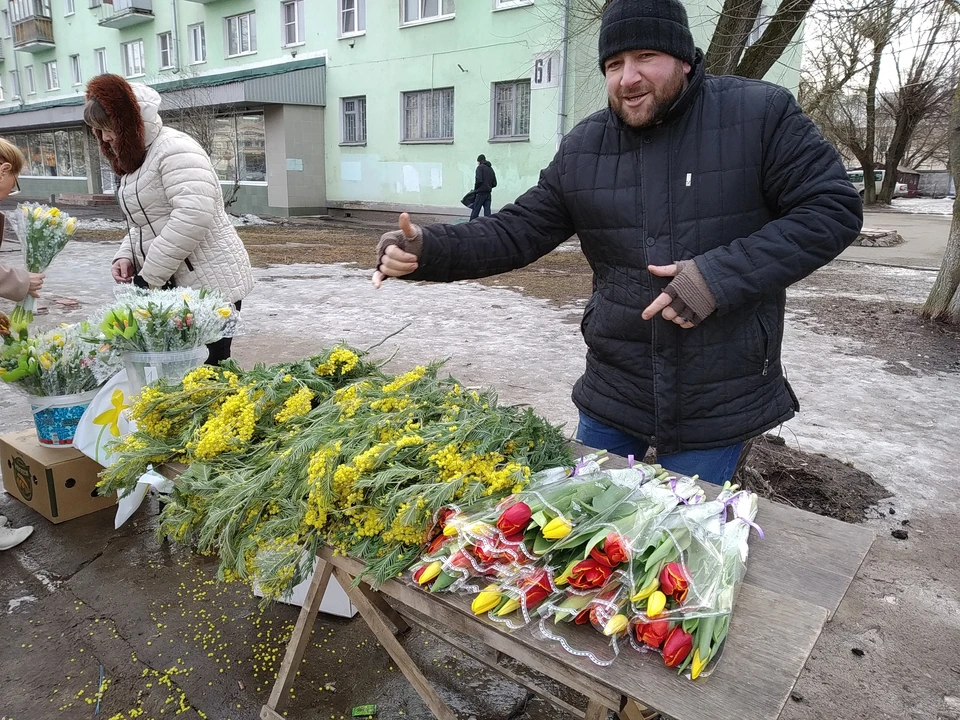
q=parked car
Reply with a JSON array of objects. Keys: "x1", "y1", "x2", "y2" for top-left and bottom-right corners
[{"x1": 847, "y1": 169, "x2": 909, "y2": 198}]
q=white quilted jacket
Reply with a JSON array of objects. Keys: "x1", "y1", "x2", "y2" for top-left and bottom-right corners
[{"x1": 114, "y1": 85, "x2": 254, "y2": 303}]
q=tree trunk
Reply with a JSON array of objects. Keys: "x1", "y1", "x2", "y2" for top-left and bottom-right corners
[
  {"x1": 735, "y1": 0, "x2": 814, "y2": 79},
  {"x1": 704, "y1": 0, "x2": 764, "y2": 76},
  {"x1": 921, "y1": 76, "x2": 960, "y2": 323},
  {"x1": 878, "y1": 108, "x2": 916, "y2": 204},
  {"x1": 862, "y1": 33, "x2": 886, "y2": 206}
]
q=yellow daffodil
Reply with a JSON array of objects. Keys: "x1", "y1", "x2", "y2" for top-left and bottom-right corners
[
  {"x1": 646, "y1": 590, "x2": 667, "y2": 618},
  {"x1": 541, "y1": 516, "x2": 573, "y2": 540},
  {"x1": 93, "y1": 389, "x2": 130, "y2": 438},
  {"x1": 217, "y1": 307, "x2": 232, "y2": 318},
  {"x1": 630, "y1": 578, "x2": 660, "y2": 603},
  {"x1": 602, "y1": 614, "x2": 629, "y2": 637},
  {"x1": 65, "y1": 218, "x2": 77, "y2": 235},
  {"x1": 470, "y1": 586, "x2": 501, "y2": 615}
]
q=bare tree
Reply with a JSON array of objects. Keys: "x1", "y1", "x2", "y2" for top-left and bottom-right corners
[
  {"x1": 921, "y1": 0, "x2": 960, "y2": 323},
  {"x1": 878, "y1": 4, "x2": 960, "y2": 202}
]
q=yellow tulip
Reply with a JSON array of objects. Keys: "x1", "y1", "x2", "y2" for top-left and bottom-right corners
[
  {"x1": 416, "y1": 561, "x2": 442, "y2": 585},
  {"x1": 603, "y1": 614, "x2": 629, "y2": 637},
  {"x1": 541, "y1": 516, "x2": 573, "y2": 540},
  {"x1": 49, "y1": 207, "x2": 60, "y2": 217},
  {"x1": 630, "y1": 578, "x2": 660, "y2": 603},
  {"x1": 646, "y1": 590, "x2": 667, "y2": 618},
  {"x1": 32, "y1": 206, "x2": 43, "y2": 220},
  {"x1": 217, "y1": 307, "x2": 232, "y2": 318},
  {"x1": 65, "y1": 218, "x2": 77, "y2": 236},
  {"x1": 691, "y1": 648, "x2": 707, "y2": 679},
  {"x1": 553, "y1": 558, "x2": 580, "y2": 586},
  {"x1": 496, "y1": 597, "x2": 520, "y2": 616},
  {"x1": 442, "y1": 523, "x2": 459, "y2": 537},
  {"x1": 471, "y1": 586, "x2": 502, "y2": 615}
]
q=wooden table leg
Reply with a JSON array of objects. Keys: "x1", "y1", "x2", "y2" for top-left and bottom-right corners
[
  {"x1": 585, "y1": 698, "x2": 611, "y2": 720},
  {"x1": 332, "y1": 566, "x2": 457, "y2": 720},
  {"x1": 264, "y1": 556, "x2": 333, "y2": 715},
  {"x1": 617, "y1": 698, "x2": 658, "y2": 720},
  {"x1": 358, "y1": 582, "x2": 410, "y2": 634}
]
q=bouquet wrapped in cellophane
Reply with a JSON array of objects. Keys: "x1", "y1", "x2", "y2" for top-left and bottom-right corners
[
  {"x1": 7, "y1": 203, "x2": 77, "y2": 328},
  {"x1": 0, "y1": 321, "x2": 122, "y2": 396},
  {"x1": 89, "y1": 287, "x2": 242, "y2": 352}
]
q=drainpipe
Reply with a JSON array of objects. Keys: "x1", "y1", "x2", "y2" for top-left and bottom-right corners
[
  {"x1": 556, "y1": 0, "x2": 569, "y2": 149},
  {"x1": 170, "y1": 0, "x2": 181, "y2": 71}
]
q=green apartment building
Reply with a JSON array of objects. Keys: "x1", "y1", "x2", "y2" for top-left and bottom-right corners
[{"x1": 0, "y1": 0, "x2": 799, "y2": 217}]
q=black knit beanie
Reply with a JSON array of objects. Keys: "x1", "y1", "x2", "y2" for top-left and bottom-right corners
[{"x1": 598, "y1": 0, "x2": 696, "y2": 72}]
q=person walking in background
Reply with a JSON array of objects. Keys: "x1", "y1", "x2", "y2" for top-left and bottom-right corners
[
  {"x1": 470, "y1": 155, "x2": 497, "y2": 220},
  {"x1": 83, "y1": 74, "x2": 253, "y2": 365},
  {"x1": 0, "y1": 138, "x2": 44, "y2": 305}
]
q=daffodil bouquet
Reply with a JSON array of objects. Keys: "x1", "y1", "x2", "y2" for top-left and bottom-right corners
[
  {"x1": 91, "y1": 287, "x2": 241, "y2": 352},
  {"x1": 0, "y1": 322, "x2": 121, "y2": 397},
  {"x1": 7, "y1": 203, "x2": 77, "y2": 328}
]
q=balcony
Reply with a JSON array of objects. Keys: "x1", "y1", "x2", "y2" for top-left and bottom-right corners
[
  {"x1": 182, "y1": 0, "x2": 222, "y2": 4},
  {"x1": 99, "y1": 0, "x2": 153, "y2": 29}
]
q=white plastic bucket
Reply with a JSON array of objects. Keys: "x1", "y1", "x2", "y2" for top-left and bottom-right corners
[
  {"x1": 28, "y1": 389, "x2": 100, "y2": 448},
  {"x1": 122, "y1": 347, "x2": 208, "y2": 395}
]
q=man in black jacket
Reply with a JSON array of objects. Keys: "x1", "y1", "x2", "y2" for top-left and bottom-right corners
[
  {"x1": 373, "y1": 0, "x2": 863, "y2": 484},
  {"x1": 470, "y1": 154, "x2": 497, "y2": 220}
]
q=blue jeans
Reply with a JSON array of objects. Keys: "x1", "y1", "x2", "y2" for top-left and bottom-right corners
[
  {"x1": 575, "y1": 412, "x2": 744, "y2": 485},
  {"x1": 470, "y1": 193, "x2": 492, "y2": 220}
]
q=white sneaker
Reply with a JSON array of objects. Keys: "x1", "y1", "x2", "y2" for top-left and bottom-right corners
[
  {"x1": 0, "y1": 525, "x2": 33, "y2": 551},
  {"x1": 0, "y1": 515, "x2": 8, "y2": 526}
]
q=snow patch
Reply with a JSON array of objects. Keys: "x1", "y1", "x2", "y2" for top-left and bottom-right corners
[
  {"x1": 7, "y1": 595, "x2": 37, "y2": 613},
  {"x1": 889, "y1": 198, "x2": 954, "y2": 216},
  {"x1": 230, "y1": 214, "x2": 274, "y2": 227},
  {"x1": 78, "y1": 218, "x2": 127, "y2": 231}
]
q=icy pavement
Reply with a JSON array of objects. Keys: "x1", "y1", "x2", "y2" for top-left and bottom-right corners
[{"x1": 889, "y1": 197, "x2": 954, "y2": 215}]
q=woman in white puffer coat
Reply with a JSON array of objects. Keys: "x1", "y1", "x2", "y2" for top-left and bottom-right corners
[{"x1": 84, "y1": 74, "x2": 254, "y2": 364}]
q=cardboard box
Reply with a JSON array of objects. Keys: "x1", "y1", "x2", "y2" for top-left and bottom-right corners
[
  {"x1": 253, "y1": 553, "x2": 357, "y2": 619},
  {"x1": 0, "y1": 429, "x2": 116, "y2": 524}
]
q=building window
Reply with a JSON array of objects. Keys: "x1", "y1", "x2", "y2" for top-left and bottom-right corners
[
  {"x1": 402, "y1": 0, "x2": 454, "y2": 24},
  {"x1": 94, "y1": 48, "x2": 107, "y2": 75},
  {"x1": 747, "y1": 2, "x2": 772, "y2": 47},
  {"x1": 43, "y1": 61, "x2": 59, "y2": 91},
  {"x1": 64, "y1": 0, "x2": 75, "y2": 14},
  {"x1": 11, "y1": 129, "x2": 87, "y2": 178},
  {"x1": 492, "y1": 80, "x2": 530, "y2": 140},
  {"x1": 122, "y1": 39, "x2": 145, "y2": 77},
  {"x1": 225, "y1": 12, "x2": 257, "y2": 57},
  {"x1": 341, "y1": 96, "x2": 366, "y2": 145},
  {"x1": 69, "y1": 54, "x2": 82, "y2": 86},
  {"x1": 0, "y1": 80, "x2": 4, "y2": 103},
  {"x1": 339, "y1": 0, "x2": 365, "y2": 36},
  {"x1": 281, "y1": 0, "x2": 304, "y2": 46},
  {"x1": 188, "y1": 23, "x2": 206, "y2": 63},
  {"x1": 9, "y1": 0, "x2": 52, "y2": 22},
  {"x1": 495, "y1": 0, "x2": 533, "y2": 7},
  {"x1": 402, "y1": 88, "x2": 454, "y2": 142},
  {"x1": 1, "y1": 10, "x2": 10, "y2": 38},
  {"x1": 9, "y1": 71, "x2": 20, "y2": 99},
  {"x1": 158, "y1": 31, "x2": 174, "y2": 69},
  {"x1": 203, "y1": 113, "x2": 266, "y2": 183},
  {"x1": 24, "y1": 66, "x2": 36, "y2": 95}
]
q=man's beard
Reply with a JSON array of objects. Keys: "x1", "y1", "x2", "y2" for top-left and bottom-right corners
[{"x1": 610, "y1": 65, "x2": 688, "y2": 129}]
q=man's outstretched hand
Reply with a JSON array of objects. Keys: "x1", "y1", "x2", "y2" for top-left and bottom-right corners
[
  {"x1": 373, "y1": 213, "x2": 423, "y2": 289},
  {"x1": 641, "y1": 261, "x2": 717, "y2": 329}
]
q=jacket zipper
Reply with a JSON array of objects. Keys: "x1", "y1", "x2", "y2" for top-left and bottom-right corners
[{"x1": 758, "y1": 312, "x2": 771, "y2": 376}]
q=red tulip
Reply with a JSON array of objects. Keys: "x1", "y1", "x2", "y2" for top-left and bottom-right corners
[
  {"x1": 635, "y1": 619, "x2": 670, "y2": 649},
  {"x1": 436, "y1": 507, "x2": 456, "y2": 528},
  {"x1": 520, "y1": 569, "x2": 553, "y2": 609},
  {"x1": 497, "y1": 502, "x2": 532, "y2": 536},
  {"x1": 574, "y1": 607, "x2": 593, "y2": 625},
  {"x1": 426, "y1": 534, "x2": 449, "y2": 555},
  {"x1": 567, "y1": 558, "x2": 615, "y2": 590},
  {"x1": 448, "y1": 550, "x2": 473, "y2": 570},
  {"x1": 662, "y1": 626, "x2": 694, "y2": 668},
  {"x1": 660, "y1": 562, "x2": 690, "y2": 603},
  {"x1": 603, "y1": 533, "x2": 630, "y2": 565}
]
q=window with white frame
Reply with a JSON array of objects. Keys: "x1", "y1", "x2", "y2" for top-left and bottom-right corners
[
  {"x1": 225, "y1": 12, "x2": 256, "y2": 57},
  {"x1": 495, "y1": 0, "x2": 533, "y2": 8},
  {"x1": 69, "y1": 54, "x2": 82, "y2": 85},
  {"x1": 402, "y1": 0, "x2": 454, "y2": 24},
  {"x1": 122, "y1": 39, "x2": 145, "y2": 78},
  {"x1": 94, "y1": 48, "x2": 107, "y2": 75},
  {"x1": 341, "y1": 96, "x2": 366, "y2": 144},
  {"x1": 339, "y1": 0, "x2": 365, "y2": 36},
  {"x1": 188, "y1": 23, "x2": 206, "y2": 64},
  {"x1": 9, "y1": 71, "x2": 20, "y2": 99},
  {"x1": 43, "y1": 61, "x2": 59, "y2": 91},
  {"x1": 281, "y1": 0, "x2": 304, "y2": 46},
  {"x1": 402, "y1": 88, "x2": 454, "y2": 142},
  {"x1": 25, "y1": 66, "x2": 36, "y2": 94},
  {"x1": 64, "y1": 0, "x2": 75, "y2": 14},
  {"x1": 491, "y1": 80, "x2": 530, "y2": 140},
  {"x1": 158, "y1": 31, "x2": 174, "y2": 69},
  {"x1": 0, "y1": 80, "x2": 4, "y2": 103},
  {"x1": 746, "y1": 2, "x2": 772, "y2": 47},
  {"x1": 1, "y1": 10, "x2": 10, "y2": 38},
  {"x1": 9, "y1": 0, "x2": 52, "y2": 22}
]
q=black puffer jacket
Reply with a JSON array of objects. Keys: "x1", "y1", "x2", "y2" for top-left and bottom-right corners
[
  {"x1": 475, "y1": 162, "x2": 497, "y2": 194},
  {"x1": 409, "y1": 55, "x2": 862, "y2": 453}
]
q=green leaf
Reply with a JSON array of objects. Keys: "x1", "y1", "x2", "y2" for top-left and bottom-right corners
[
  {"x1": 533, "y1": 534, "x2": 555, "y2": 556},
  {"x1": 582, "y1": 527, "x2": 611, "y2": 559},
  {"x1": 429, "y1": 571, "x2": 458, "y2": 593},
  {"x1": 530, "y1": 510, "x2": 550, "y2": 528}
]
